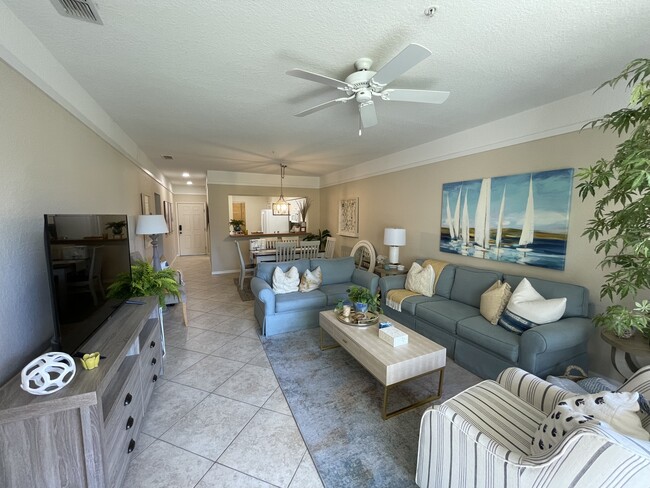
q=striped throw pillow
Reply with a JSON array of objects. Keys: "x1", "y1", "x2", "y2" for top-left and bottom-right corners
[{"x1": 498, "y1": 309, "x2": 538, "y2": 335}]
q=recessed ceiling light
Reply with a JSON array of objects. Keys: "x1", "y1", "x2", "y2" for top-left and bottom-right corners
[
  {"x1": 182, "y1": 172, "x2": 190, "y2": 178},
  {"x1": 186, "y1": 181, "x2": 193, "y2": 185}
]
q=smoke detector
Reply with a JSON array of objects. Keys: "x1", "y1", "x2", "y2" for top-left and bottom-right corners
[{"x1": 51, "y1": 0, "x2": 103, "y2": 25}]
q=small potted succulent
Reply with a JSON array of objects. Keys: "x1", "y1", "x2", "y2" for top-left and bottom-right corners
[
  {"x1": 229, "y1": 219, "x2": 245, "y2": 233},
  {"x1": 347, "y1": 286, "x2": 382, "y2": 314}
]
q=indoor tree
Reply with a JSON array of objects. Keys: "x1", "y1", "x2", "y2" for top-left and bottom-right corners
[{"x1": 576, "y1": 58, "x2": 650, "y2": 337}]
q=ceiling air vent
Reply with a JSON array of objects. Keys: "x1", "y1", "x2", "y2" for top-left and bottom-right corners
[{"x1": 51, "y1": 0, "x2": 103, "y2": 25}]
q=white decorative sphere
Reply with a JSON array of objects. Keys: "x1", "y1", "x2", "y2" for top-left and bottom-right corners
[{"x1": 20, "y1": 352, "x2": 76, "y2": 396}]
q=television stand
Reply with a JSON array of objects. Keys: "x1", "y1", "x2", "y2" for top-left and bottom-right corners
[{"x1": 0, "y1": 296, "x2": 162, "y2": 487}]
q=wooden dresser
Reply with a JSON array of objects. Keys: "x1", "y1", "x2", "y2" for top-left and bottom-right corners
[{"x1": 0, "y1": 297, "x2": 162, "y2": 487}]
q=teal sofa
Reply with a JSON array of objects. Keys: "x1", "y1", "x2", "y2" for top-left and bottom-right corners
[
  {"x1": 251, "y1": 257, "x2": 379, "y2": 336},
  {"x1": 380, "y1": 261, "x2": 592, "y2": 379}
]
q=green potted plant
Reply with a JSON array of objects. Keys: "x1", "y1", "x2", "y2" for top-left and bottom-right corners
[
  {"x1": 229, "y1": 219, "x2": 245, "y2": 233},
  {"x1": 105, "y1": 220, "x2": 126, "y2": 237},
  {"x1": 347, "y1": 285, "x2": 382, "y2": 314},
  {"x1": 576, "y1": 58, "x2": 650, "y2": 339},
  {"x1": 304, "y1": 228, "x2": 332, "y2": 252},
  {"x1": 107, "y1": 260, "x2": 180, "y2": 307}
]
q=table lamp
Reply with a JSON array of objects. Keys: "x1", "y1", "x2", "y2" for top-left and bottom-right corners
[
  {"x1": 384, "y1": 228, "x2": 406, "y2": 265},
  {"x1": 136, "y1": 215, "x2": 168, "y2": 271}
]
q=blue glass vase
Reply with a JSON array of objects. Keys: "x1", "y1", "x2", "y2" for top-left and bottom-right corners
[{"x1": 355, "y1": 302, "x2": 369, "y2": 313}]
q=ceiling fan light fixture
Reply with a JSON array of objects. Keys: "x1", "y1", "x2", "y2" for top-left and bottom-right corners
[{"x1": 273, "y1": 164, "x2": 290, "y2": 215}]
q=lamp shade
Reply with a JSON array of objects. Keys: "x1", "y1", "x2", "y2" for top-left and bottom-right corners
[
  {"x1": 136, "y1": 215, "x2": 168, "y2": 235},
  {"x1": 384, "y1": 228, "x2": 406, "y2": 246}
]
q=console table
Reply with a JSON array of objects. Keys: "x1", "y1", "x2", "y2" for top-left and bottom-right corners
[{"x1": 0, "y1": 297, "x2": 162, "y2": 487}]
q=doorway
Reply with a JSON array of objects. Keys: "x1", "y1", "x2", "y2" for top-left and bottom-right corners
[{"x1": 177, "y1": 203, "x2": 207, "y2": 255}]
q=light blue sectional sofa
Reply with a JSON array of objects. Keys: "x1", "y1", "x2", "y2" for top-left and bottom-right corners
[
  {"x1": 251, "y1": 257, "x2": 379, "y2": 336},
  {"x1": 380, "y1": 260, "x2": 592, "y2": 379}
]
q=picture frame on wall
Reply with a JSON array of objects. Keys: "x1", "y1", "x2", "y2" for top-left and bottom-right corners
[
  {"x1": 163, "y1": 201, "x2": 170, "y2": 233},
  {"x1": 338, "y1": 197, "x2": 359, "y2": 237},
  {"x1": 141, "y1": 193, "x2": 151, "y2": 215},
  {"x1": 167, "y1": 202, "x2": 174, "y2": 233}
]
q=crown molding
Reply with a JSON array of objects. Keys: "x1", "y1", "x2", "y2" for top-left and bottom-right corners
[
  {"x1": 0, "y1": 1, "x2": 171, "y2": 191},
  {"x1": 320, "y1": 85, "x2": 629, "y2": 187},
  {"x1": 206, "y1": 170, "x2": 320, "y2": 188}
]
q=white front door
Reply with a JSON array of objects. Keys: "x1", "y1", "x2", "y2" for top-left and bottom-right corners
[{"x1": 178, "y1": 203, "x2": 207, "y2": 255}]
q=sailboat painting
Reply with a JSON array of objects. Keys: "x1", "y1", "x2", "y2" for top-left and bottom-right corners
[{"x1": 440, "y1": 168, "x2": 574, "y2": 270}]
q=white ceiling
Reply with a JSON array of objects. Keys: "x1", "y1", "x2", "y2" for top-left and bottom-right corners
[{"x1": 3, "y1": 1, "x2": 649, "y2": 191}]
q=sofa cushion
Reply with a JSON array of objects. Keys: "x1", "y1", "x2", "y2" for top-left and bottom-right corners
[
  {"x1": 320, "y1": 283, "x2": 353, "y2": 306},
  {"x1": 506, "y1": 278, "x2": 567, "y2": 324},
  {"x1": 416, "y1": 299, "x2": 481, "y2": 334},
  {"x1": 400, "y1": 295, "x2": 446, "y2": 316},
  {"x1": 299, "y1": 266, "x2": 322, "y2": 292},
  {"x1": 405, "y1": 262, "x2": 435, "y2": 296},
  {"x1": 310, "y1": 257, "x2": 355, "y2": 285},
  {"x1": 416, "y1": 260, "x2": 455, "y2": 299},
  {"x1": 480, "y1": 280, "x2": 512, "y2": 325},
  {"x1": 275, "y1": 290, "x2": 327, "y2": 313},
  {"x1": 257, "y1": 259, "x2": 310, "y2": 285},
  {"x1": 273, "y1": 266, "x2": 300, "y2": 294},
  {"x1": 457, "y1": 315, "x2": 520, "y2": 362},
  {"x1": 504, "y1": 274, "x2": 588, "y2": 318},
  {"x1": 450, "y1": 267, "x2": 502, "y2": 308}
]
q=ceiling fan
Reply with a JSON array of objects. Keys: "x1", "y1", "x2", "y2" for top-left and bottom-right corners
[{"x1": 286, "y1": 44, "x2": 450, "y2": 135}]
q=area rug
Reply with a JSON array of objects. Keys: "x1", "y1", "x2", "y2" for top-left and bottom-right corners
[
  {"x1": 262, "y1": 328, "x2": 482, "y2": 488},
  {"x1": 233, "y1": 277, "x2": 255, "y2": 301}
]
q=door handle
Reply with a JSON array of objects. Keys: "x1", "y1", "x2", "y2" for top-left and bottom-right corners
[{"x1": 179, "y1": 224, "x2": 182, "y2": 234}]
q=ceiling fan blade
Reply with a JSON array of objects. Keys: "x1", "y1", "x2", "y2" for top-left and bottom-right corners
[
  {"x1": 381, "y1": 89, "x2": 450, "y2": 104},
  {"x1": 371, "y1": 44, "x2": 432, "y2": 87},
  {"x1": 286, "y1": 69, "x2": 351, "y2": 90},
  {"x1": 358, "y1": 101, "x2": 378, "y2": 129},
  {"x1": 294, "y1": 95, "x2": 354, "y2": 117}
]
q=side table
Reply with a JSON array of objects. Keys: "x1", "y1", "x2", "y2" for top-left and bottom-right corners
[
  {"x1": 375, "y1": 267, "x2": 408, "y2": 278},
  {"x1": 600, "y1": 330, "x2": 650, "y2": 379}
]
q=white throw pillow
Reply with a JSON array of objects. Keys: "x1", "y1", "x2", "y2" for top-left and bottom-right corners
[
  {"x1": 405, "y1": 262, "x2": 435, "y2": 297},
  {"x1": 507, "y1": 278, "x2": 566, "y2": 324},
  {"x1": 532, "y1": 392, "x2": 650, "y2": 455},
  {"x1": 272, "y1": 266, "x2": 300, "y2": 294},
  {"x1": 299, "y1": 267, "x2": 322, "y2": 292}
]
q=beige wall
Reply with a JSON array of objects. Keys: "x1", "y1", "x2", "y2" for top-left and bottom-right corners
[
  {"x1": 320, "y1": 129, "x2": 621, "y2": 377},
  {"x1": 0, "y1": 60, "x2": 177, "y2": 385},
  {"x1": 208, "y1": 185, "x2": 321, "y2": 273}
]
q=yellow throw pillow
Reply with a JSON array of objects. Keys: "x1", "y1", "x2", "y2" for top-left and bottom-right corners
[
  {"x1": 480, "y1": 280, "x2": 512, "y2": 325},
  {"x1": 299, "y1": 267, "x2": 322, "y2": 292},
  {"x1": 405, "y1": 262, "x2": 435, "y2": 297}
]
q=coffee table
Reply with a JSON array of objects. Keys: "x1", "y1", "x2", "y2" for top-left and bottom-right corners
[{"x1": 319, "y1": 310, "x2": 446, "y2": 419}]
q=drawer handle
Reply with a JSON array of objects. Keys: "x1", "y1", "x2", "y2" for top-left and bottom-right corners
[
  {"x1": 152, "y1": 374, "x2": 158, "y2": 383},
  {"x1": 151, "y1": 358, "x2": 157, "y2": 366},
  {"x1": 126, "y1": 416, "x2": 134, "y2": 430},
  {"x1": 127, "y1": 439, "x2": 136, "y2": 454},
  {"x1": 124, "y1": 393, "x2": 132, "y2": 406},
  {"x1": 150, "y1": 340, "x2": 156, "y2": 349}
]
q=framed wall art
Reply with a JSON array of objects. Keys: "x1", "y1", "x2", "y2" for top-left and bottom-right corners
[
  {"x1": 338, "y1": 197, "x2": 359, "y2": 237},
  {"x1": 141, "y1": 193, "x2": 151, "y2": 215},
  {"x1": 439, "y1": 168, "x2": 574, "y2": 270}
]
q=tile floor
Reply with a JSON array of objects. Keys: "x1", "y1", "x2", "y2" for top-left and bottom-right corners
[{"x1": 124, "y1": 255, "x2": 324, "y2": 488}]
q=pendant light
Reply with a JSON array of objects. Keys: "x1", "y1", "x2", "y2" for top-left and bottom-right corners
[{"x1": 272, "y1": 163, "x2": 289, "y2": 215}]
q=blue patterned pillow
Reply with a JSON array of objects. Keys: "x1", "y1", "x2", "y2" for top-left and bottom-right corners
[{"x1": 498, "y1": 309, "x2": 539, "y2": 335}]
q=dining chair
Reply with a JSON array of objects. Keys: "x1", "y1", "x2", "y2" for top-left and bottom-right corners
[
  {"x1": 265, "y1": 237, "x2": 278, "y2": 249},
  {"x1": 299, "y1": 240, "x2": 320, "y2": 259},
  {"x1": 275, "y1": 241, "x2": 297, "y2": 262},
  {"x1": 235, "y1": 241, "x2": 255, "y2": 290},
  {"x1": 324, "y1": 236, "x2": 336, "y2": 259},
  {"x1": 281, "y1": 236, "x2": 300, "y2": 244},
  {"x1": 68, "y1": 246, "x2": 105, "y2": 305}
]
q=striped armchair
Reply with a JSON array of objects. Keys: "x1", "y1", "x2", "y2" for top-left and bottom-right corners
[{"x1": 416, "y1": 366, "x2": 650, "y2": 487}]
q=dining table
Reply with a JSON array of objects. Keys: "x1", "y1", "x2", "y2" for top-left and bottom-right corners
[{"x1": 249, "y1": 248, "x2": 325, "y2": 264}]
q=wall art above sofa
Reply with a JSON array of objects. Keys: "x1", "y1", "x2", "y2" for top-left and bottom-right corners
[{"x1": 440, "y1": 168, "x2": 574, "y2": 270}]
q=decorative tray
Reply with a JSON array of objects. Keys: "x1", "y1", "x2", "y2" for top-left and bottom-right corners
[{"x1": 335, "y1": 310, "x2": 379, "y2": 327}]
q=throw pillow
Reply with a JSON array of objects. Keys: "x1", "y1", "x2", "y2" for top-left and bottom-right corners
[
  {"x1": 506, "y1": 278, "x2": 567, "y2": 324},
  {"x1": 405, "y1": 262, "x2": 435, "y2": 297},
  {"x1": 498, "y1": 308, "x2": 538, "y2": 335},
  {"x1": 299, "y1": 267, "x2": 322, "y2": 293},
  {"x1": 480, "y1": 280, "x2": 512, "y2": 325},
  {"x1": 272, "y1": 266, "x2": 300, "y2": 294},
  {"x1": 532, "y1": 391, "x2": 650, "y2": 455}
]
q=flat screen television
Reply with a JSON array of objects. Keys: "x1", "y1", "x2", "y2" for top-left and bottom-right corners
[{"x1": 44, "y1": 214, "x2": 132, "y2": 354}]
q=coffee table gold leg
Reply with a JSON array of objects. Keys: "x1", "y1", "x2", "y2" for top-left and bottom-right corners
[
  {"x1": 319, "y1": 327, "x2": 340, "y2": 351},
  {"x1": 382, "y1": 367, "x2": 445, "y2": 420}
]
